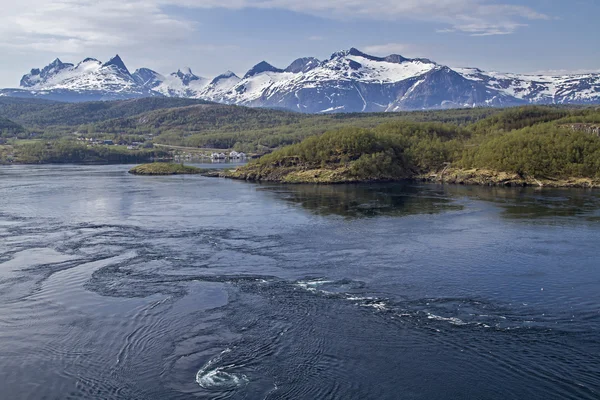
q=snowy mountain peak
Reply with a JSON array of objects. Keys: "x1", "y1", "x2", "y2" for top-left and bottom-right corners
[
  {"x1": 9, "y1": 49, "x2": 600, "y2": 111},
  {"x1": 223, "y1": 70, "x2": 238, "y2": 78},
  {"x1": 210, "y1": 70, "x2": 239, "y2": 84},
  {"x1": 244, "y1": 61, "x2": 284, "y2": 79},
  {"x1": 330, "y1": 48, "x2": 380, "y2": 61},
  {"x1": 132, "y1": 68, "x2": 163, "y2": 87},
  {"x1": 20, "y1": 58, "x2": 74, "y2": 88},
  {"x1": 102, "y1": 55, "x2": 130, "y2": 75},
  {"x1": 49, "y1": 58, "x2": 66, "y2": 67},
  {"x1": 332, "y1": 48, "x2": 427, "y2": 66},
  {"x1": 75, "y1": 58, "x2": 101, "y2": 70},
  {"x1": 285, "y1": 57, "x2": 320, "y2": 73},
  {"x1": 329, "y1": 48, "x2": 439, "y2": 68}
]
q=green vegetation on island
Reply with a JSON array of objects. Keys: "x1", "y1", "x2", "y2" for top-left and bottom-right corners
[
  {"x1": 228, "y1": 107, "x2": 600, "y2": 187},
  {"x1": 129, "y1": 162, "x2": 203, "y2": 175}
]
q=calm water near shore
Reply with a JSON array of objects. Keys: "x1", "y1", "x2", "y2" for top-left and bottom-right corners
[{"x1": 0, "y1": 164, "x2": 599, "y2": 399}]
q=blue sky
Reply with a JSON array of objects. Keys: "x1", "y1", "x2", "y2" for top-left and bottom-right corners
[{"x1": 0, "y1": 0, "x2": 598, "y2": 87}]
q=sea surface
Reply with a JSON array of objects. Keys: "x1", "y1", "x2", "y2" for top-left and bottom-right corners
[{"x1": 0, "y1": 164, "x2": 599, "y2": 400}]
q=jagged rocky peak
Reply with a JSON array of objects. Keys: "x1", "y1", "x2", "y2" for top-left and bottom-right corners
[
  {"x1": 48, "y1": 58, "x2": 67, "y2": 68},
  {"x1": 102, "y1": 55, "x2": 130, "y2": 75},
  {"x1": 171, "y1": 67, "x2": 201, "y2": 85},
  {"x1": 48, "y1": 58, "x2": 75, "y2": 73},
  {"x1": 177, "y1": 67, "x2": 194, "y2": 75},
  {"x1": 20, "y1": 58, "x2": 74, "y2": 87},
  {"x1": 411, "y1": 57, "x2": 436, "y2": 65},
  {"x1": 384, "y1": 54, "x2": 409, "y2": 64},
  {"x1": 285, "y1": 57, "x2": 320, "y2": 73},
  {"x1": 244, "y1": 61, "x2": 284, "y2": 79}
]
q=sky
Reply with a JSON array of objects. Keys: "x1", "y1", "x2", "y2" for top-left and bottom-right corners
[{"x1": 0, "y1": 0, "x2": 599, "y2": 87}]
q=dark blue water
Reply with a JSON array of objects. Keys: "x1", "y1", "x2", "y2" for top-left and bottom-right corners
[{"x1": 0, "y1": 164, "x2": 599, "y2": 399}]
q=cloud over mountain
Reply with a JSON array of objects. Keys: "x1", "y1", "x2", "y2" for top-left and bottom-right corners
[{"x1": 0, "y1": 0, "x2": 548, "y2": 58}]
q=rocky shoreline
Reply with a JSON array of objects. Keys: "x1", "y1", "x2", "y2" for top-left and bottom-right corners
[
  {"x1": 221, "y1": 166, "x2": 600, "y2": 188},
  {"x1": 421, "y1": 168, "x2": 600, "y2": 188}
]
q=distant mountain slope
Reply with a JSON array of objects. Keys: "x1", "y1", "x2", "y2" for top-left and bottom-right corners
[
  {"x1": 0, "y1": 97, "x2": 213, "y2": 127},
  {"x1": 92, "y1": 103, "x2": 306, "y2": 134},
  {"x1": 455, "y1": 68, "x2": 600, "y2": 105},
  {"x1": 2, "y1": 49, "x2": 599, "y2": 111}
]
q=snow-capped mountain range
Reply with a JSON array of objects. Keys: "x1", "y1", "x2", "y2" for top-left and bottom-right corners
[{"x1": 2, "y1": 49, "x2": 599, "y2": 112}]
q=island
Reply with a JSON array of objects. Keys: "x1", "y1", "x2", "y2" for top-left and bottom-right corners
[{"x1": 129, "y1": 163, "x2": 203, "y2": 175}]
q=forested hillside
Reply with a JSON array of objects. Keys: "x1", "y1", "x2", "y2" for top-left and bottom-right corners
[
  {"x1": 230, "y1": 106, "x2": 600, "y2": 185},
  {"x1": 0, "y1": 97, "x2": 213, "y2": 130},
  {"x1": 0, "y1": 118, "x2": 25, "y2": 137},
  {"x1": 0, "y1": 96, "x2": 500, "y2": 150}
]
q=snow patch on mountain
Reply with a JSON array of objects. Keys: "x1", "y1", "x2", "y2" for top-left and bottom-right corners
[
  {"x1": 20, "y1": 55, "x2": 141, "y2": 94},
  {"x1": 8, "y1": 48, "x2": 600, "y2": 111},
  {"x1": 455, "y1": 68, "x2": 600, "y2": 103}
]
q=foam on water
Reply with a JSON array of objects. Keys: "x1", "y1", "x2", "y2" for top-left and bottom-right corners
[
  {"x1": 426, "y1": 313, "x2": 468, "y2": 326},
  {"x1": 195, "y1": 348, "x2": 249, "y2": 390},
  {"x1": 293, "y1": 278, "x2": 518, "y2": 329},
  {"x1": 295, "y1": 279, "x2": 334, "y2": 293}
]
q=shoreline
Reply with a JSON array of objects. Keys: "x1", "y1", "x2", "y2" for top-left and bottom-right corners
[
  {"x1": 219, "y1": 166, "x2": 600, "y2": 189},
  {"x1": 2, "y1": 163, "x2": 598, "y2": 188},
  {"x1": 420, "y1": 168, "x2": 600, "y2": 189}
]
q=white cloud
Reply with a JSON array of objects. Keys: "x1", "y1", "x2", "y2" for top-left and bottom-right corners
[
  {"x1": 172, "y1": 0, "x2": 549, "y2": 35},
  {"x1": 0, "y1": 0, "x2": 550, "y2": 56},
  {"x1": 0, "y1": 0, "x2": 552, "y2": 86},
  {"x1": 364, "y1": 43, "x2": 411, "y2": 55},
  {"x1": 0, "y1": 0, "x2": 196, "y2": 53}
]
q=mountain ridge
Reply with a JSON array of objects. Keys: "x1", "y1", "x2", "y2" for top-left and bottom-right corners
[{"x1": 3, "y1": 49, "x2": 599, "y2": 112}]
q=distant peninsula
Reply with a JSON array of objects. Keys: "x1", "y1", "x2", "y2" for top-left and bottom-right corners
[{"x1": 224, "y1": 107, "x2": 600, "y2": 189}]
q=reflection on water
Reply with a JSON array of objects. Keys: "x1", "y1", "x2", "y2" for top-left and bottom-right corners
[
  {"x1": 257, "y1": 183, "x2": 464, "y2": 218},
  {"x1": 445, "y1": 185, "x2": 600, "y2": 221},
  {"x1": 258, "y1": 182, "x2": 600, "y2": 222}
]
